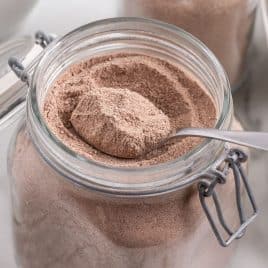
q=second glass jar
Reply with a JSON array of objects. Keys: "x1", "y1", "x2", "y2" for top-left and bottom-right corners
[{"x1": 121, "y1": 0, "x2": 258, "y2": 88}]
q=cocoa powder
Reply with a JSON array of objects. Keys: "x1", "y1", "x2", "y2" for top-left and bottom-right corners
[
  {"x1": 43, "y1": 54, "x2": 216, "y2": 167},
  {"x1": 70, "y1": 87, "x2": 171, "y2": 158},
  {"x1": 11, "y1": 120, "x2": 243, "y2": 268},
  {"x1": 11, "y1": 53, "x2": 242, "y2": 268}
]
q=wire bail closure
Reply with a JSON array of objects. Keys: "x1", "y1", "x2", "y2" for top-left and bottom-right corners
[
  {"x1": 8, "y1": 31, "x2": 54, "y2": 85},
  {"x1": 198, "y1": 148, "x2": 258, "y2": 247}
]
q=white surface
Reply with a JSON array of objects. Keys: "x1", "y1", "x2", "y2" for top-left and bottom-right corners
[{"x1": 0, "y1": 0, "x2": 267, "y2": 267}]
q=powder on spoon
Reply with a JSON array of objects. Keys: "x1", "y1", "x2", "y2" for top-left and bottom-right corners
[
  {"x1": 43, "y1": 54, "x2": 216, "y2": 167},
  {"x1": 71, "y1": 87, "x2": 171, "y2": 159}
]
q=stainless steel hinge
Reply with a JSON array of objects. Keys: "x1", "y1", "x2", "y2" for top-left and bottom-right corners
[{"x1": 8, "y1": 31, "x2": 54, "y2": 85}]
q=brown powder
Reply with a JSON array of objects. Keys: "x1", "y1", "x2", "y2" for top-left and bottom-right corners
[
  {"x1": 43, "y1": 54, "x2": 216, "y2": 167},
  {"x1": 11, "y1": 120, "x2": 243, "y2": 268},
  {"x1": 11, "y1": 53, "x2": 244, "y2": 268},
  {"x1": 70, "y1": 87, "x2": 171, "y2": 158},
  {"x1": 122, "y1": 0, "x2": 257, "y2": 86}
]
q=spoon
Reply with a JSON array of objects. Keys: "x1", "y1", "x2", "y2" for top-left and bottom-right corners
[{"x1": 171, "y1": 128, "x2": 268, "y2": 151}]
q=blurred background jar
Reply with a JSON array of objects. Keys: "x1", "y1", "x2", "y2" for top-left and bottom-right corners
[
  {"x1": 0, "y1": 0, "x2": 38, "y2": 40},
  {"x1": 121, "y1": 0, "x2": 258, "y2": 89}
]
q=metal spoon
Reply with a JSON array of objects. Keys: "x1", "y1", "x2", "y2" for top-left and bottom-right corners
[{"x1": 171, "y1": 128, "x2": 268, "y2": 151}]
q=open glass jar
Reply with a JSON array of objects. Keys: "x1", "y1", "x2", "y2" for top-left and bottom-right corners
[
  {"x1": 0, "y1": 18, "x2": 257, "y2": 268},
  {"x1": 120, "y1": 0, "x2": 258, "y2": 89}
]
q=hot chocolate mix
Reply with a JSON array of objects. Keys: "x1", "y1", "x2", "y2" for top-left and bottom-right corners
[
  {"x1": 70, "y1": 87, "x2": 171, "y2": 158},
  {"x1": 43, "y1": 54, "x2": 216, "y2": 166},
  {"x1": 11, "y1": 53, "x2": 240, "y2": 268}
]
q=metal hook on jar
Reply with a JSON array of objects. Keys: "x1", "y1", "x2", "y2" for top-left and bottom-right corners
[
  {"x1": 8, "y1": 31, "x2": 55, "y2": 85},
  {"x1": 8, "y1": 57, "x2": 29, "y2": 85},
  {"x1": 35, "y1": 31, "x2": 54, "y2": 48}
]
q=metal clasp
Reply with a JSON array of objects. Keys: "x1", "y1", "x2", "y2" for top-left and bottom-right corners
[
  {"x1": 198, "y1": 148, "x2": 258, "y2": 247},
  {"x1": 35, "y1": 31, "x2": 54, "y2": 49},
  {"x1": 8, "y1": 31, "x2": 54, "y2": 85}
]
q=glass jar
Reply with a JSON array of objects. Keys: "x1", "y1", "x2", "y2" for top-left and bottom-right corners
[
  {"x1": 120, "y1": 0, "x2": 258, "y2": 89},
  {"x1": 0, "y1": 36, "x2": 42, "y2": 267},
  {"x1": 0, "y1": 18, "x2": 257, "y2": 268}
]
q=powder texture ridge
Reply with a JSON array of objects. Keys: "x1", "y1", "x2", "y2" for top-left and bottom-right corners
[
  {"x1": 71, "y1": 87, "x2": 171, "y2": 158},
  {"x1": 43, "y1": 54, "x2": 216, "y2": 167}
]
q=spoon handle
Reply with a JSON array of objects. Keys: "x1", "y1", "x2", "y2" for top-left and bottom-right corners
[{"x1": 175, "y1": 128, "x2": 268, "y2": 151}]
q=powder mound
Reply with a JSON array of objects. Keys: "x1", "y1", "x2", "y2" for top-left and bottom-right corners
[
  {"x1": 70, "y1": 87, "x2": 171, "y2": 158},
  {"x1": 43, "y1": 54, "x2": 217, "y2": 167}
]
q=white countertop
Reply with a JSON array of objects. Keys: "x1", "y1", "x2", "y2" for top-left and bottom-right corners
[{"x1": 1, "y1": 0, "x2": 268, "y2": 267}]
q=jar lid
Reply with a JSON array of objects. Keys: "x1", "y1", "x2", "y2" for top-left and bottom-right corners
[{"x1": 0, "y1": 36, "x2": 44, "y2": 129}]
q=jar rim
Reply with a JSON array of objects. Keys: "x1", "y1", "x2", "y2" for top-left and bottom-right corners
[{"x1": 28, "y1": 17, "x2": 233, "y2": 196}]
